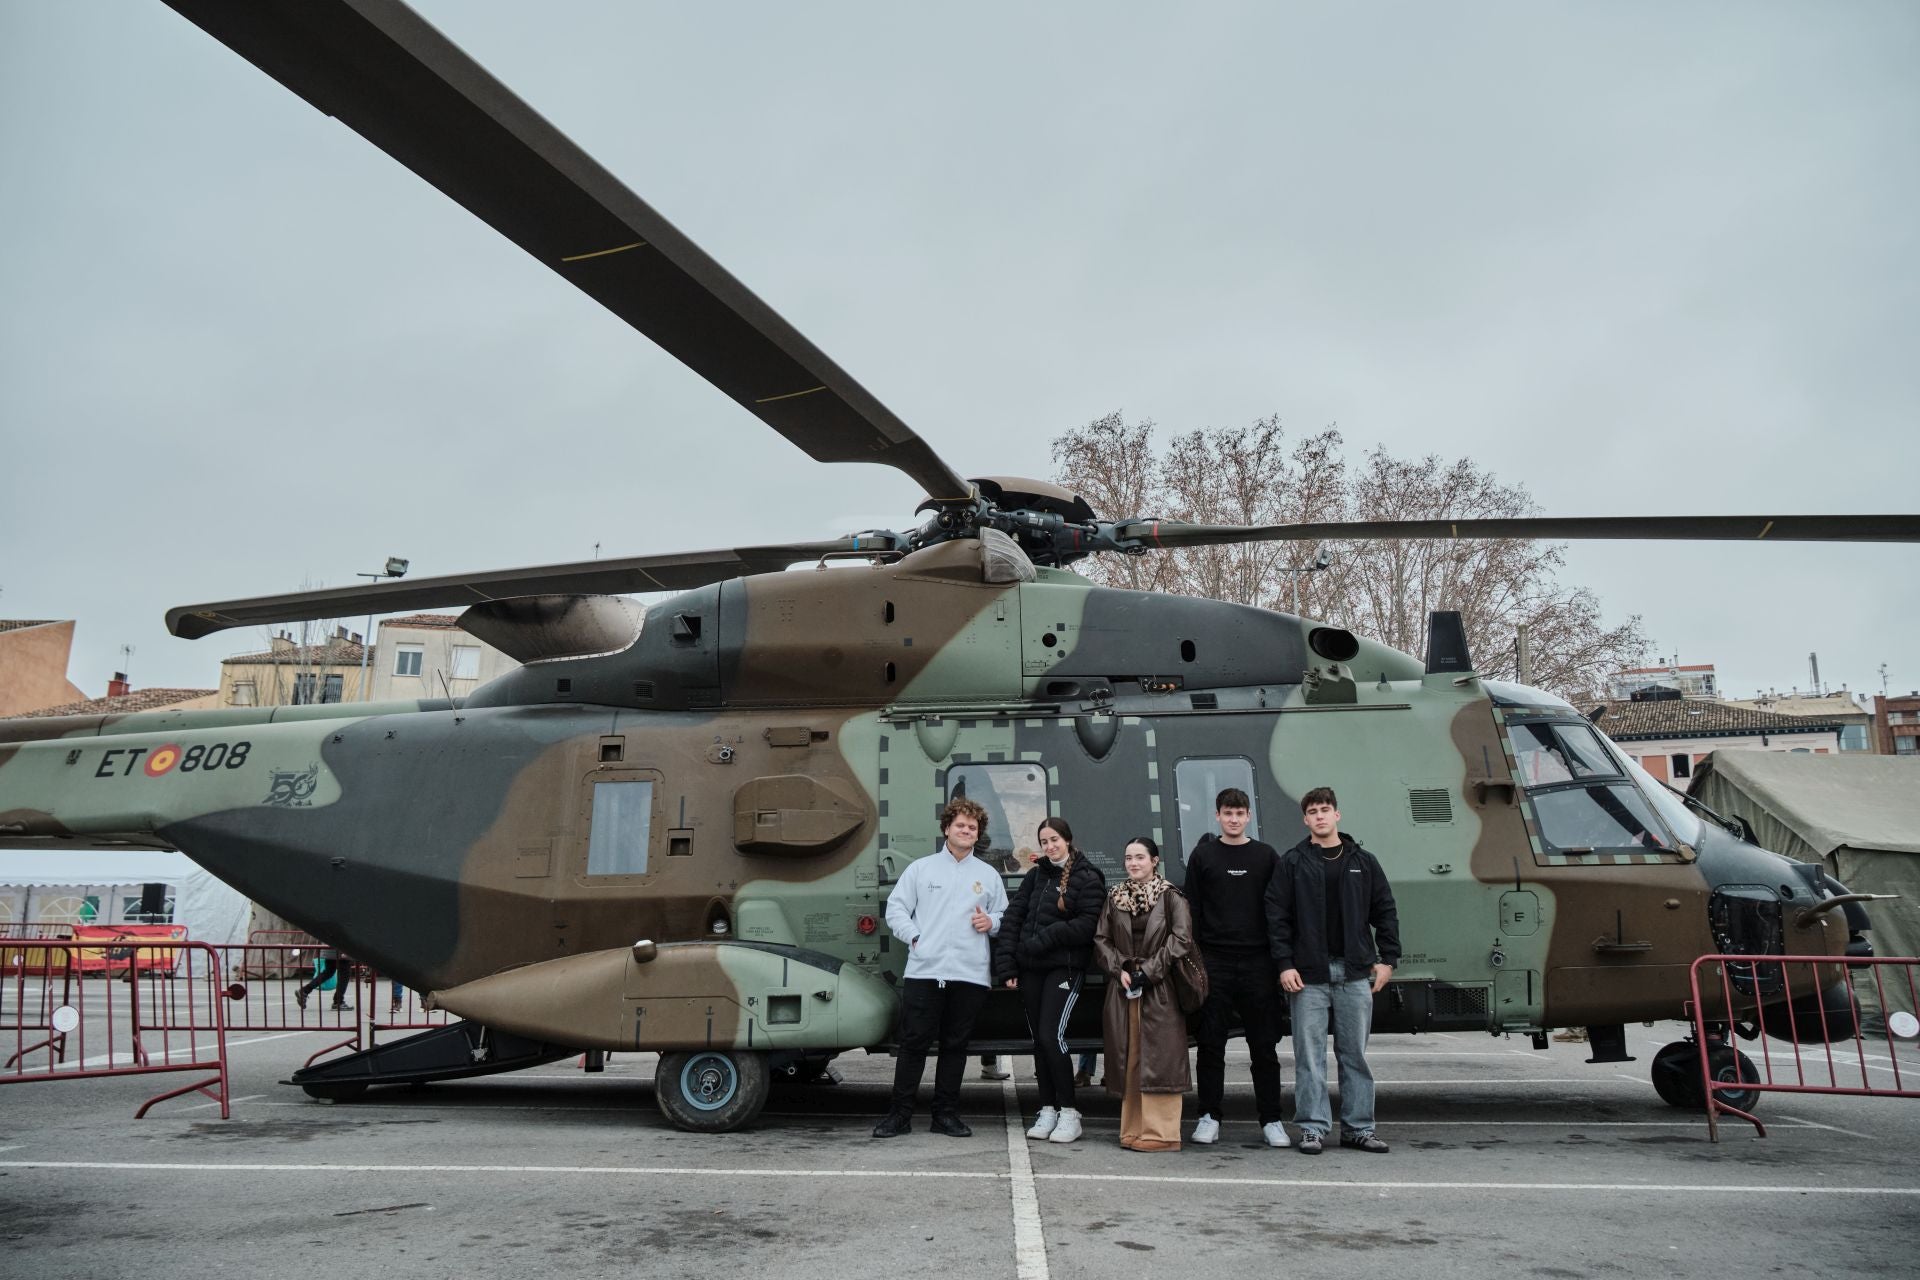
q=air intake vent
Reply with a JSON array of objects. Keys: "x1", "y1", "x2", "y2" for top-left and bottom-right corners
[
  {"x1": 1409, "y1": 788, "x2": 1453, "y2": 823},
  {"x1": 1430, "y1": 984, "x2": 1490, "y2": 1022},
  {"x1": 1189, "y1": 693, "x2": 1218, "y2": 710},
  {"x1": 632, "y1": 680, "x2": 656, "y2": 701}
]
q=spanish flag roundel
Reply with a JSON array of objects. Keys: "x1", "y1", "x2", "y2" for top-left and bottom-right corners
[{"x1": 145, "y1": 744, "x2": 182, "y2": 777}]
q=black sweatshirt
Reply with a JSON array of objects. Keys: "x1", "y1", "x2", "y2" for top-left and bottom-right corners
[{"x1": 1184, "y1": 835, "x2": 1282, "y2": 954}]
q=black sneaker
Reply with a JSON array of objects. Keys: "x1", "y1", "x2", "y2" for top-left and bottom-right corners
[
  {"x1": 930, "y1": 1113, "x2": 973, "y2": 1137},
  {"x1": 871, "y1": 1111, "x2": 913, "y2": 1139},
  {"x1": 1297, "y1": 1132, "x2": 1324, "y2": 1155},
  {"x1": 294, "y1": 990, "x2": 309, "y2": 1011},
  {"x1": 1341, "y1": 1131, "x2": 1389, "y2": 1154}
]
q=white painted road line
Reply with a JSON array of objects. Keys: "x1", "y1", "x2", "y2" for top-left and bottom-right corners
[
  {"x1": 1036, "y1": 1173, "x2": 1920, "y2": 1195},
  {"x1": 225, "y1": 1032, "x2": 312, "y2": 1049},
  {"x1": 1000, "y1": 1076, "x2": 1049, "y2": 1280},
  {"x1": 0, "y1": 1161, "x2": 999, "y2": 1178},
  {"x1": 4, "y1": 1161, "x2": 1916, "y2": 1197}
]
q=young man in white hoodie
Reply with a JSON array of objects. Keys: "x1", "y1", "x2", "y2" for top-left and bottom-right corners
[{"x1": 872, "y1": 796, "x2": 1008, "y2": 1138}]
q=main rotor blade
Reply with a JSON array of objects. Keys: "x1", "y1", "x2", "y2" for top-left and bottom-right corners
[
  {"x1": 165, "y1": 539, "x2": 879, "y2": 639},
  {"x1": 159, "y1": 0, "x2": 971, "y2": 501},
  {"x1": 1114, "y1": 514, "x2": 1920, "y2": 550}
]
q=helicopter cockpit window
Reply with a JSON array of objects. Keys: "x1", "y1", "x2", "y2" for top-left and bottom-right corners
[
  {"x1": 1528, "y1": 783, "x2": 1675, "y2": 856},
  {"x1": 586, "y1": 779, "x2": 653, "y2": 876},
  {"x1": 1507, "y1": 716, "x2": 1685, "y2": 862},
  {"x1": 948, "y1": 763, "x2": 1048, "y2": 877},
  {"x1": 1510, "y1": 721, "x2": 1613, "y2": 786}
]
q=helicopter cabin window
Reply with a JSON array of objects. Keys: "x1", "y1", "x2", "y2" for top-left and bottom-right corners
[
  {"x1": 947, "y1": 763, "x2": 1048, "y2": 877},
  {"x1": 1174, "y1": 757, "x2": 1259, "y2": 870},
  {"x1": 586, "y1": 779, "x2": 654, "y2": 876}
]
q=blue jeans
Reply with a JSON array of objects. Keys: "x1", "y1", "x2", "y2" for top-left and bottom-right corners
[{"x1": 1287, "y1": 959, "x2": 1376, "y2": 1138}]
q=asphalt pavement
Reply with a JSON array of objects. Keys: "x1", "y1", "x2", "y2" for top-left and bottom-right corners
[{"x1": 3, "y1": 1024, "x2": 1916, "y2": 1279}]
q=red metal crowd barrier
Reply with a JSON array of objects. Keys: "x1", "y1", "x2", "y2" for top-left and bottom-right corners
[
  {"x1": 1688, "y1": 953, "x2": 1920, "y2": 1140},
  {"x1": 248, "y1": 928, "x2": 323, "y2": 947},
  {"x1": 0, "y1": 940, "x2": 230, "y2": 1117},
  {"x1": 211, "y1": 944, "x2": 363, "y2": 1067}
]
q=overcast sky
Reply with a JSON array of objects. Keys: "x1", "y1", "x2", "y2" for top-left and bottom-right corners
[{"x1": 2, "y1": 1, "x2": 1915, "y2": 703}]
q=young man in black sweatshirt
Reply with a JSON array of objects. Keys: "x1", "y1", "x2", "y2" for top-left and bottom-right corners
[{"x1": 1184, "y1": 787, "x2": 1288, "y2": 1148}]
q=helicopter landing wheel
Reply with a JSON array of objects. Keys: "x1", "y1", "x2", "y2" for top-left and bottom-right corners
[
  {"x1": 1650, "y1": 1040, "x2": 1761, "y2": 1113},
  {"x1": 655, "y1": 1049, "x2": 770, "y2": 1133},
  {"x1": 301, "y1": 1081, "x2": 370, "y2": 1103},
  {"x1": 1650, "y1": 1041, "x2": 1704, "y2": 1108},
  {"x1": 1707, "y1": 1046, "x2": 1762, "y2": 1114}
]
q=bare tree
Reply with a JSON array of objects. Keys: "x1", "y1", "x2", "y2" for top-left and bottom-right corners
[{"x1": 1050, "y1": 413, "x2": 1646, "y2": 699}]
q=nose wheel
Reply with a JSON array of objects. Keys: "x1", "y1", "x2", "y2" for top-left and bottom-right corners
[
  {"x1": 1650, "y1": 1037, "x2": 1761, "y2": 1113},
  {"x1": 655, "y1": 1049, "x2": 771, "y2": 1132}
]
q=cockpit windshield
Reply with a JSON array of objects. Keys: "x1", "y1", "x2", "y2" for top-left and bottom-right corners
[{"x1": 1501, "y1": 711, "x2": 1690, "y2": 862}]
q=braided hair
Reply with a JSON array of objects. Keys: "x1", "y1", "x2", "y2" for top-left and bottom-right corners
[{"x1": 1037, "y1": 816, "x2": 1079, "y2": 911}]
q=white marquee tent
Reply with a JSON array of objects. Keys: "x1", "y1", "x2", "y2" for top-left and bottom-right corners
[{"x1": 0, "y1": 849, "x2": 254, "y2": 946}]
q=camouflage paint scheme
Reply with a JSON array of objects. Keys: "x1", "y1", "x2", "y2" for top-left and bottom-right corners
[{"x1": 0, "y1": 537, "x2": 1850, "y2": 1056}]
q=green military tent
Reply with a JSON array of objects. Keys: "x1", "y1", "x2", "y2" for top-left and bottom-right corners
[{"x1": 1689, "y1": 751, "x2": 1920, "y2": 1021}]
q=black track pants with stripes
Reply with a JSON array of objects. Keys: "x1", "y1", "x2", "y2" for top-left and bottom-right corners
[{"x1": 1019, "y1": 966, "x2": 1084, "y2": 1110}]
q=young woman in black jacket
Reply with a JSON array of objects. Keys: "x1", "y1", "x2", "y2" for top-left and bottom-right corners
[{"x1": 992, "y1": 816, "x2": 1107, "y2": 1143}]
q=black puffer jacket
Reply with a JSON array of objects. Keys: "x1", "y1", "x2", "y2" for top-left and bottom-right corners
[{"x1": 992, "y1": 856, "x2": 1108, "y2": 983}]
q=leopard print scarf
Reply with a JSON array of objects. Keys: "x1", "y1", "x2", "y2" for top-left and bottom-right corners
[{"x1": 1111, "y1": 874, "x2": 1170, "y2": 916}]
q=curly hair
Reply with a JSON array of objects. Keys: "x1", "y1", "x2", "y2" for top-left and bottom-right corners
[{"x1": 940, "y1": 796, "x2": 990, "y2": 838}]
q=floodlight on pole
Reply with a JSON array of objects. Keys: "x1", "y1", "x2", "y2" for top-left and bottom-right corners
[{"x1": 356, "y1": 556, "x2": 410, "y2": 701}]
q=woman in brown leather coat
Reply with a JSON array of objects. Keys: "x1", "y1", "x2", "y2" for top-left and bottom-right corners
[{"x1": 1094, "y1": 836, "x2": 1195, "y2": 1151}]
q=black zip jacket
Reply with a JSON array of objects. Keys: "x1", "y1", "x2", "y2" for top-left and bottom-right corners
[
  {"x1": 992, "y1": 856, "x2": 1108, "y2": 983},
  {"x1": 1265, "y1": 833, "x2": 1402, "y2": 984}
]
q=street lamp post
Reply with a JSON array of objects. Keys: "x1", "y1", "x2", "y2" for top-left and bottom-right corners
[
  {"x1": 1280, "y1": 549, "x2": 1332, "y2": 617},
  {"x1": 355, "y1": 556, "x2": 409, "y2": 701}
]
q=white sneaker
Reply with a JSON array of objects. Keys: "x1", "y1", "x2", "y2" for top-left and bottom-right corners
[
  {"x1": 1047, "y1": 1108, "x2": 1083, "y2": 1143},
  {"x1": 1026, "y1": 1106, "x2": 1059, "y2": 1140},
  {"x1": 1262, "y1": 1120, "x2": 1292, "y2": 1148},
  {"x1": 1191, "y1": 1114, "x2": 1220, "y2": 1144}
]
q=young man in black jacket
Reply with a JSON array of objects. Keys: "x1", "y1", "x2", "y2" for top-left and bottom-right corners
[
  {"x1": 1184, "y1": 787, "x2": 1288, "y2": 1148},
  {"x1": 1266, "y1": 786, "x2": 1401, "y2": 1155}
]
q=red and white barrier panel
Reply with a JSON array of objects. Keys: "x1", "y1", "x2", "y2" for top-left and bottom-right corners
[{"x1": 0, "y1": 940, "x2": 229, "y2": 1118}]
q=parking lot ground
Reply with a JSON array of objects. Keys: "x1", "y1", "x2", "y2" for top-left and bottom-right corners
[{"x1": 3, "y1": 1027, "x2": 1916, "y2": 1279}]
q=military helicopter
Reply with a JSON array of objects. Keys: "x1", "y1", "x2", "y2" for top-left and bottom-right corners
[{"x1": 3, "y1": 0, "x2": 1915, "y2": 1132}]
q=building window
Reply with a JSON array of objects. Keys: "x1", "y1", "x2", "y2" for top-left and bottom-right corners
[
  {"x1": 1839, "y1": 724, "x2": 1869, "y2": 752},
  {"x1": 394, "y1": 644, "x2": 424, "y2": 677},
  {"x1": 948, "y1": 763, "x2": 1049, "y2": 876},
  {"x1": 1897, "y1": 737, "x2": 1919, "y2": 756},
  {"x1": 1669, "y1": 753, "x2": 1692, "y2": 779},
  {"x1": 586, "y1": 779, "x2": 653, "y2": 876},
  {"x1": 450, "y1": 645, "x2": 481, "y2": 680},
  {"x1": 293, "y1": 672, "x2": 346, "y2": 704},
  {"x1": 231, "y1": 680, "x2": 256, "y2": 707}
]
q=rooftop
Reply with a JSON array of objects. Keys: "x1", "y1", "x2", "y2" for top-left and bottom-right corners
[
  {"x1": 1592, "y1": 700, "x2": 1842, "y2": 741},
  {"x1": 380, "y1": 614, "x2": 463, "y2": 630},
  {"x1": 224, "y1": 638, "x2": 368, "y2": 666},
  {"x1": 0, "y1": 620, "x2": 62, "y2": 635},
  {"x1": 4, "y1": 687, "x2": 219, "y2": 720}
]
